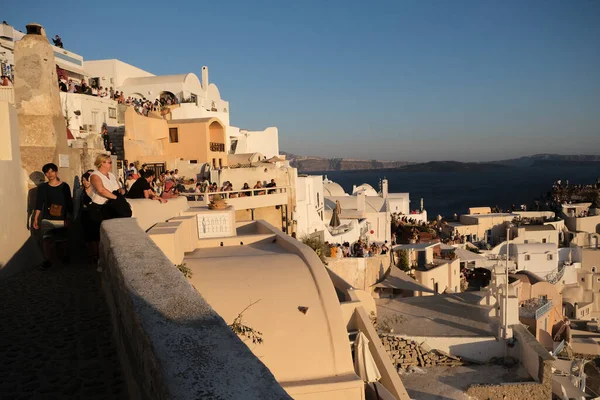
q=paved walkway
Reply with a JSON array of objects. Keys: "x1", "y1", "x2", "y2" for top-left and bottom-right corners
[{"x1": 0, "y1": 250, "x2": 128, "y2": 399}]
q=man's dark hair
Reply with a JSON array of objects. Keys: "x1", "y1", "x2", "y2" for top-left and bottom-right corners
[
  {"x1": 143, "y1": 170, "x2": 155, "y2": 179},
  {"x1": 42, "y1": 163, "x2": 58, "y2": 173}
]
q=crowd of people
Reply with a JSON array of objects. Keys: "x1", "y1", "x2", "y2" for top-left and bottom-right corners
[
  {"x1": 32, "y1": 155, "x2": 132, "y2": 268},
  {"x1": 325, "y1": 239, "x2": 389, "y2": 259}
]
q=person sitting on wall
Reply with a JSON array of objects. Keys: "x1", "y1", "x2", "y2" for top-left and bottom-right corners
[
  {"x1": 240, "y1": 182, "x2": 251, "y2": 197},
  {"x1": 33, "y1": 163, "x2": 73, "y2": 270},
  {"x1": 52, "y1": 35, "x2": 63, "y2": 48},
  {"x1": 126, "y1": 170, "x2": 167, "y2": 203},
  {"x1": 266, "y1": 178, "x2": 277, "y2": 194},
  {"x1": 124, "y1": 172, "x2": 136, "y2": 191},
  {"x1": 161, "y1": 181, "x2": 180, "y2": 200},
  {"x1": 253, "y1": 181, "x2": 265, "y2": 195}
]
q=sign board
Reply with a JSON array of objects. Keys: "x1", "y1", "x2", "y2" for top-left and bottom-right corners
[
  {"x1": 196, "y1": 212, "x2": 232, "y2": 238},
  {"x1": 58, "y1": 154, "x2": 70, "y2": 168}
]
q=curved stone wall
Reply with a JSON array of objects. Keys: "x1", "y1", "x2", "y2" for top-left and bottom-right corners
[{"x1": 99, "y1": 218, "x2": 289, "y2": 399}]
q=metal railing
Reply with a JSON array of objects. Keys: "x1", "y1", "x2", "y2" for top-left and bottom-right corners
[
  {"x1": 519, "y1": 298, "x2": 552, "y2": 319},
  {"x1": 543, "y1": 264, "x2": 566, "y2": 285},
  {"x1": 535, "y1": 300, "x2": 553, "y2": 319}
]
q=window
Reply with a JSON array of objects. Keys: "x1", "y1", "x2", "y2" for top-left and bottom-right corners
[
  {"x1": 525, "y1": 255, "x2": 530, "y2": 261},
  {"x1": 542, "y1": 238, "x2": 547, "y2": 243},
  {"x1": 210, "y1": 142, "x2": 225, "y2": 152},
  {"x1": 169, "y1": 127, "x2": 179, "y2": 143},
  {"x1": 547, "y1": 254, "x2": 553, "y2": 261},
  {"x1": 592, "y1": 267, "x2": 597, "y2": 273},
  {"x1": 108, "y1": 107, "x2": 117, "y2": 119},
  {"x1": 212, "y1": 158, "x2": 216, "y2": 168}
]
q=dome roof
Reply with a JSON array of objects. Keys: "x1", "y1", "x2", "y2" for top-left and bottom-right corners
[
  {"x1": 323, "y1": 182, "x2": 346, "y2": 197},
  {"x1": 352, "y1": 183, "x2": 378, "y2": 197}
]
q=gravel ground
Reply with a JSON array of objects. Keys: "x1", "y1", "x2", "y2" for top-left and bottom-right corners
[
  {"x1": 0, "y1": 255, "x2": 128, "y2": 399},
  {"x1": 400, "y1": 364, "x2": 531, "y2": 400}
]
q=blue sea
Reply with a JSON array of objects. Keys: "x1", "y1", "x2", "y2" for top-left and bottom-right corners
[{"x1": 316, "y1": 165, "x2": 600, "y2": 219}]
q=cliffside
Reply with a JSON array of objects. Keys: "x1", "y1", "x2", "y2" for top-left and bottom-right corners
[{"x1": 281, "y1": 152, "x2": 411, "y2": 172}]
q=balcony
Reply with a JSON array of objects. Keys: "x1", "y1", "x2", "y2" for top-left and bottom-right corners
[
  {"x1": 182, "y1": 186, "x2": 290, "y2": 210},
  {"x1": 0, "y1": 87, "x2": 14, "y2": 104},
  {"x1": 519, "y1": 298, "x2": 552, "y2": 320}
]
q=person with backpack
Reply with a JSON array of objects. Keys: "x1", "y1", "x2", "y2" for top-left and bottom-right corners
[{"x1": 33, "y1": 163, "x2": 73, "y2": 269}]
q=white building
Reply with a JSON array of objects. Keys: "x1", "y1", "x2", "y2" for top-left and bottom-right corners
[
  {"x1": 84, "y1": 59, "x2": 280, "y2": 158},
  {"x1": 501, "y1": 243, "x2": 559, "y2": 278},
  {"x1": 294, "y1": 175, "x2": 325, "y2": 237},
  {"x1": 1, "y1": 23, "x2": 86, "y2": 82}
]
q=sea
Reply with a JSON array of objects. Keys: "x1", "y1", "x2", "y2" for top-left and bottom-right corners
[{"x1": 314, "y1": 165, "x2": 600, "y2": 219}]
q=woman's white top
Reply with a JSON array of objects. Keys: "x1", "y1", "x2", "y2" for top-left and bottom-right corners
[{"x1": 90, "y1": 171, "x2": 120, "y2": 205}]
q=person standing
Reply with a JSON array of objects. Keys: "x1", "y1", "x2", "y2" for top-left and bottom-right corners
[
  {"x1": 33, "y1": 163, "x2": 73, "y2": 269},
  {"x1": 52, "y1": 35, "x2": 63, "y2": 48},
  {"x1": 79, "y1": 170, "x2": 100, "y2": 261}
]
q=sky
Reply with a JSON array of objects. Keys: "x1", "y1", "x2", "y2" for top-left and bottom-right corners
[{"x1": 5, "y1": 0, "x2": 600, "y2": 162}]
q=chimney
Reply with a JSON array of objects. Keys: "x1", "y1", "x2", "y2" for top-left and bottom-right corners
[
  {"x1": 202, "y1": 66, "x2": 209, "y2": 92},
  {"x1": 381, "y1": 178, "x2": 388, "y2": 199}
]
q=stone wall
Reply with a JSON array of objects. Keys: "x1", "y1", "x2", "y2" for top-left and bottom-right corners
[
  {"x1": 100, "y1": 218, "x2": 290, "y2": 399},
  {"x1": 326, "y1": 255, "x2": 389, "y2": 291},
  {"x1": 465, "y1": 361, "x2": 552, "y2": 400},
  {"x1": 380, "y1": 335, "x2": 463, "y2": 370},
  {"x1": 465, "y1": 325, "x2": 554, "y2": 400}
]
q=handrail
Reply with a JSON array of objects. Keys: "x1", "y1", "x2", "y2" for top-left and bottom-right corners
[
  {"x1": 543, "y1": 263, "x2": 566, "y2": 285},
  {"x1": 535, "y1": 300, "x2": 553, "y2": 320}
]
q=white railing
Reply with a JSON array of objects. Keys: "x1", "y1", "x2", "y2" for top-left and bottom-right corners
[
  {"x1": 182, "y1": 186, "x2": 290, "y2": 209},
  {"x1": 0, "y1": 87, "x2": 14, "y2": 104}
]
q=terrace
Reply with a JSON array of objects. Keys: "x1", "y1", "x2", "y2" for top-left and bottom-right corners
[{"x1": 519, "y1": 297, "x2": 552, "y2": 320}]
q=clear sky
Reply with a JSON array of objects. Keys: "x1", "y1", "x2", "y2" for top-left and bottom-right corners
[{"x1": 5, "y1": 0, "x2": 600, "y2": 162}]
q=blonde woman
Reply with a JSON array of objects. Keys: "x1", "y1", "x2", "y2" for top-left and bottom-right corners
[
  {"x1": 88, "y1": 155, "x2": 126, "y2": 243},
  {"x1": 90, "y1": 154, "x2": 123, "y2": 204}
]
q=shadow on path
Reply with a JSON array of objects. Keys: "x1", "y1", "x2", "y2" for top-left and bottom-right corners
[{"x1": 0, "y1": 231, "x2": 128, "y2": 399}]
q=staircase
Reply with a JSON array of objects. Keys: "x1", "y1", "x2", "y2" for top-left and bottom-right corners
[
  {"x1": 107, "y1": 127, "x2": 126, "y2": 160},
  {"x1": 543, "y1": 264, "x2": 566, "y2": 285}
]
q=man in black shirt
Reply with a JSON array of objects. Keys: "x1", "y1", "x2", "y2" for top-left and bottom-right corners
[
  {"x1": 52, "y1": 35, "x2": 63, "y2": 48},
  {"x1": 33, "y1": 163, "x2": 73, "y2": 269},
  {"x1": 127, "y1": 170, "x2": 166, "y2": 203}
]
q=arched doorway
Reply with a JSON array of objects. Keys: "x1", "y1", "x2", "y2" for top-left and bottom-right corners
[{"x1": 158, "y1": 91, "x2": 178, "y2": 105}]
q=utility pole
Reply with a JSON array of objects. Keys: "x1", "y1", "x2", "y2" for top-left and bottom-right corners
[{"x1": 504, "y1": 227, "x2": 510, "y2": 357}]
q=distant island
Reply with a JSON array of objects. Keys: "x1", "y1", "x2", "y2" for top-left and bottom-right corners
[{"x1": 282, "y1": 152, "x2": 600, "y2": 173}]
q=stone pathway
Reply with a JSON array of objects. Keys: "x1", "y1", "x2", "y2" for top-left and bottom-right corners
[{"x1": 0, "y1": 254, "x2": 128, "y2": 399}]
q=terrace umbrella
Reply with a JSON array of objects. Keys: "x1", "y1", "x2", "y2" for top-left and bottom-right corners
[
  {"x1": 329, "y1": 200, "x2": 341, "y2": 227},
  {"x1": 354, "y1": 331, "x2": 381, "y2": 399}
]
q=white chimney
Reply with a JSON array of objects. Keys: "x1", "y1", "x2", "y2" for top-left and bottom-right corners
[
  {"x1": 202, "y1": 66, "x2": 209, "y2": 92},
  {"x1": 381, "y1": 179, "x2": 389, "y2": 199}
]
